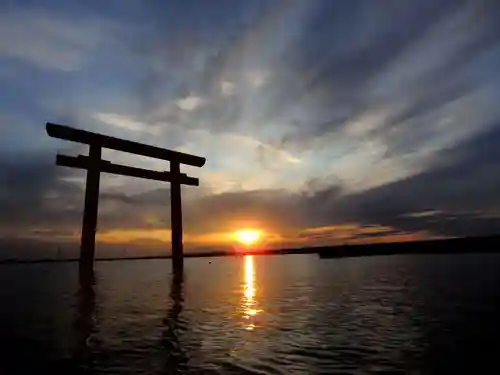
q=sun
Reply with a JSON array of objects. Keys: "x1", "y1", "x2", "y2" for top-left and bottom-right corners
[{"x1": 234, "y1": 229, "x2": 261, "y2": 246}]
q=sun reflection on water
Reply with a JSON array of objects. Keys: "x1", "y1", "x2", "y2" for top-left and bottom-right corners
[{"x1": 242, "y1": 255, "x2": 261, "y2": 330}]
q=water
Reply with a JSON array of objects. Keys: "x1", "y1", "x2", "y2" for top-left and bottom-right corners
[{"x1": 1, "y1": 253, "x2": 499, "y2": 374}]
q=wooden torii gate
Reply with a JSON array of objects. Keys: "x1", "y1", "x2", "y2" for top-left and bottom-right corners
[{"x1": 46, "y1": 123, "x2": 205, "y2": 279}]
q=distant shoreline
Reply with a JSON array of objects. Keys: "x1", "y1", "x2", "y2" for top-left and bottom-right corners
[
  {"x1": 0, "y1": 247, "x2": 313, "y2": 265},
  {"x1": 2, "y1": 235, "x2": 500, "y2": 265}
]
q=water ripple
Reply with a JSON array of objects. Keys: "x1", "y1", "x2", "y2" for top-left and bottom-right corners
[{"x1": 2, "y1": 254, "x2": 500, "y2": 374}]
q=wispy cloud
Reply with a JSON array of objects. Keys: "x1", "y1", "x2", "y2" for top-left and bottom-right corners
[
  {"x1": 220, "y1": 80, "x2": 236, "y2": 96},
  {"x1": 0, "y1": 7, "x2": 118, "y2": 71},
  {"x1": 175, "y1": 95, "x2": 204, "y2": 111},
  {"x1": 93, "y1": 112, "x2": 162, "y2": 135}
]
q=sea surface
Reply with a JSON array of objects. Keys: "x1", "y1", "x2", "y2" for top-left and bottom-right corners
[{"x1": 1, "y1": 253, "x2": 499, "y2": 374}]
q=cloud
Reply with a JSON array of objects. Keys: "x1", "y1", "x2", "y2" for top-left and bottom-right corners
[
  {"x1": 0, "y1": 149, "x2": 83, "y2": 237},
  {"x1": 220, "y1": 80, "x2": 236, "y2": 96},
  {"x1": 307, "y1": 124, "x2": 500, "y2": 238},
  {"x1": 175, "y1": 95, "x2": 203, "y2": 111},
  {"x1": 0, "y1": 7, "x2": 118, "y2": 71},
  {"x1": 93, "y1": 112, "x2": 162, "y2": 135},
  {"x1": 404, "y1": 210, "x2": 442, "y2": 219},
  {"x1": 248, "y1": 71, "x2": 268, "y2": 88}
]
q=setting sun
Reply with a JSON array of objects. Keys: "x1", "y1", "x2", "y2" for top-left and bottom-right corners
[{"x1": 234, "y1": 229, "x2": 261, "y2": 246}]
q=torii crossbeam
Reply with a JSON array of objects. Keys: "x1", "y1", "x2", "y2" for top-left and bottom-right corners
[{"x1": 46, "y1": 123, "x2": 205, "y2": 279}]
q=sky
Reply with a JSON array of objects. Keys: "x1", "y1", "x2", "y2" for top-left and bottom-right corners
[{"x1": 2, "y1": 0, "x2": 500, "y2": 258}]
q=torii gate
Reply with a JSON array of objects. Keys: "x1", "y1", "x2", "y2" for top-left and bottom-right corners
[{"x1": 46, "y1": 123, "x2": 205, "y2": 279}]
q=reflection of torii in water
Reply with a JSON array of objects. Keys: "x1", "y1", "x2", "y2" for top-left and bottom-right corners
[
  {"x1": 161, "y1": 267, "x2": 188, "y2": 372},
  {"x1": 72, "y1": 277, "x2": 97, "y2": 372},
  {"x1": 71, "y1": 269, "x2": 189, "y2": 373}
]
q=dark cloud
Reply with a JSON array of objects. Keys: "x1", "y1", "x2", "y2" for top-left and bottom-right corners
[
  {"x1": 307, "y1": 124, "x2": 500, "y2": 237},
  {"x1": 0, "y1": 154, "x2": 82, "y2": 234},
  {"x1": 0, "y1": 152, "x2": 58, "y2": 221}
]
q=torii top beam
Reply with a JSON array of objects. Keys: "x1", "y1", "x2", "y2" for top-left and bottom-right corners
[{"x1": 46, "y1": 123, "x2": 206, "y2": 167}]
